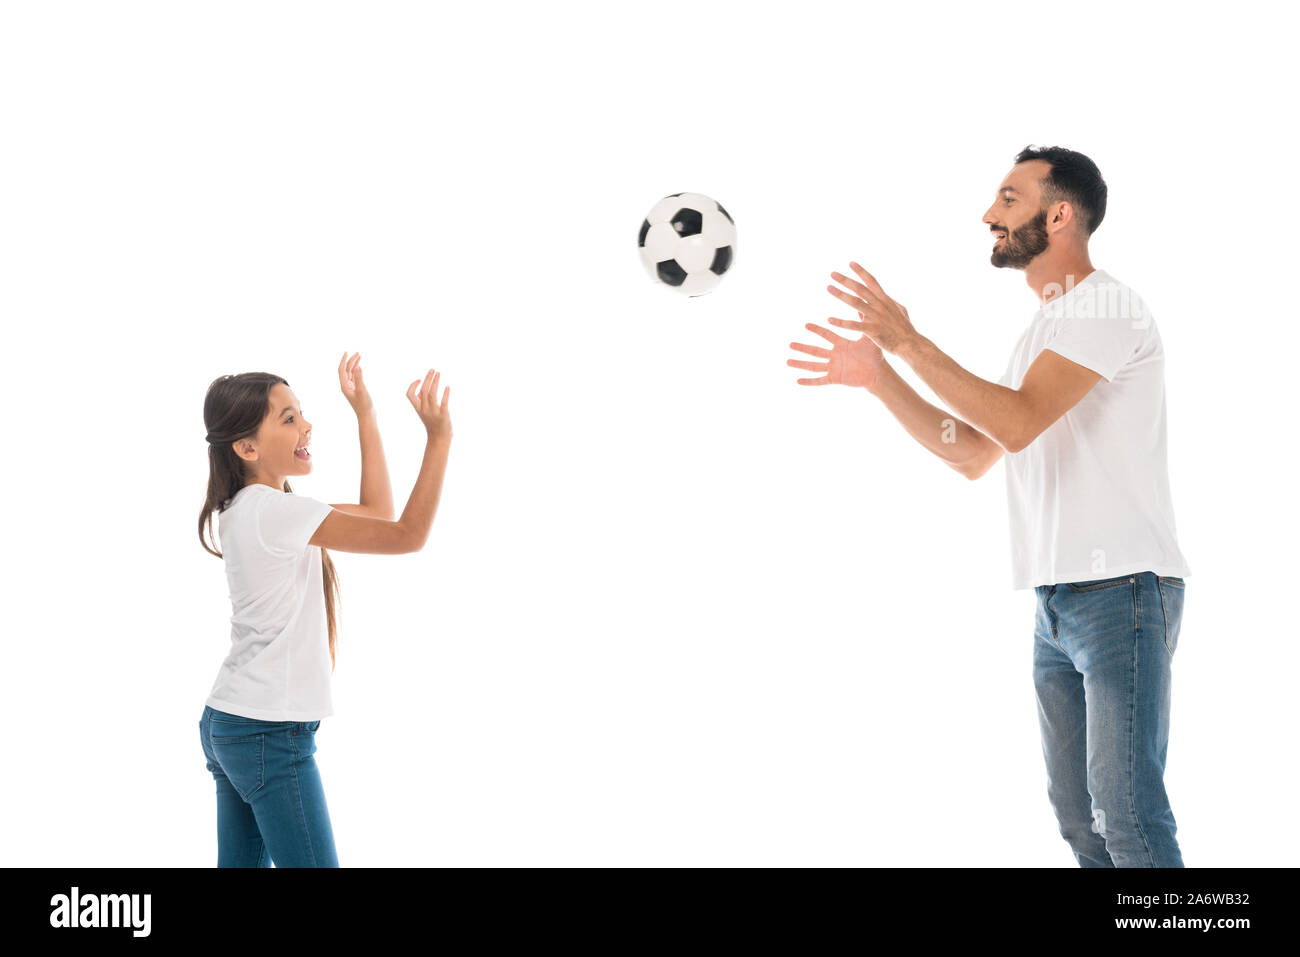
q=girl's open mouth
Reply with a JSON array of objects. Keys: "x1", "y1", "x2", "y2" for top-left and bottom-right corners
[{"x1": 295, "y1": 447, "x2": 311, "y2": 461}]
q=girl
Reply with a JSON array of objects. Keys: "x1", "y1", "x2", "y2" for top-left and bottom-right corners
[{"x1": 197, "y1": 352, "x2": 452, "y2": 867}]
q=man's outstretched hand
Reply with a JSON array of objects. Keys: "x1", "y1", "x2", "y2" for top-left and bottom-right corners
[
  {"x1": 788, "y1": 314, "x2": 887, "y2": 390},
  {"x1": 824, "y1": 262, "x2": 919, "y2": 355}
]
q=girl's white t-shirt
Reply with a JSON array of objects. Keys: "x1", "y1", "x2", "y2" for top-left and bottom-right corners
[
  {"x1": 997, "y1": 268, "x2": 1191, "y2": 590},
  {"x1": 206, "y1": 483, "x2": 336, "y2": 720}
]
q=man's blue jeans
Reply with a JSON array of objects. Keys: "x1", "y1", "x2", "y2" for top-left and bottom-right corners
[
  {"x1": 198, "y1": 706, "x2": 339, "y2": 867},
  {"x1": 1033, "y1": 570, "x2": 1186, "y2": 868}
]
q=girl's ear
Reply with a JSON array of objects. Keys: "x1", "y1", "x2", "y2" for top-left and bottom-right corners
[{"x1": 234, "y1": 439, "x2": 258, "y2": 463}]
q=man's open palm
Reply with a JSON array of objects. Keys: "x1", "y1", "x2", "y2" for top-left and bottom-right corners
[{"x1": 788, "y1": 314, "x2": 886, "y2": 389}]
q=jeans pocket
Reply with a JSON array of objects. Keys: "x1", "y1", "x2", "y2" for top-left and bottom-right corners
[
  {"x1": 210, "y1": 733, "x2": 267, "y2": 801},
  {"x1": 1159, "y1": 578, "x2": 1185, "y2": 656},
  {"x1": 1064, "y1": 574, "x2": 1133, "y2": 593},
  {"x1": 200, "y1": 715, "x2": 219, "y2": 772},
  {"x1": 1158, "y1": 575, "x2": 1186, "y2": 588}
]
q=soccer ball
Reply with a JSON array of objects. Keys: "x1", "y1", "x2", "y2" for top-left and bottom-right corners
[{"x1": 637, "y1": 192, "x2": 736, "y2": 297}]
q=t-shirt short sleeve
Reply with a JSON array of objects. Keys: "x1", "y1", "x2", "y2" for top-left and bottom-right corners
[
  {"x1": 257, "y1": 491, "x2": 334, "y2": 556},
  {"x1": 1040, "y1": 311, "x2": 1150, "y2": 383}
]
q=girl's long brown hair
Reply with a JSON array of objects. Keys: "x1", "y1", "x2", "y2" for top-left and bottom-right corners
[{"x1": 199, "y1": 373, "x2": 341, "y2": 672}]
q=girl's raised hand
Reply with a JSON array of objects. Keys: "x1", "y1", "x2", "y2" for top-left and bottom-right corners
[
  {"x1": 406, "y1": 368, "x2": 452, "y2": 443},
  {"x1": 338, "y1": 351, "x2": 374, "y2": 415}
]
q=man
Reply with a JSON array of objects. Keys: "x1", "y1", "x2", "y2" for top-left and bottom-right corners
[{"x1": 787, "y1": 145, "x2": 1190, "y2": 868}]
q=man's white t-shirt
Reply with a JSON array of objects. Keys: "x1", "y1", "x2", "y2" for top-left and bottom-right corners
[
  {"x1": 997, "y1": 268, "x2": 1191, "y2": 590},
  {"x1": 206, "y1": 483, "x2": 336, "y2": 720}
]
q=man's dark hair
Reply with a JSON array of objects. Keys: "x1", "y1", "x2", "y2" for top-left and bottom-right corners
[{"x1": 1014, "y1": 144, "x2": 1108, "y2": 238}]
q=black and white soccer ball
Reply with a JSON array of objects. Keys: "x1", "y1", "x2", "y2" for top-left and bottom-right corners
[{"x1": 637, "y1": 192, "x2": 736, "y2": 297}]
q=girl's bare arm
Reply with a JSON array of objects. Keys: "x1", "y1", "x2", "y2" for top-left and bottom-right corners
[
  {"x1": 311, "y1": 367, "x2": 452, "y2": 554},
  {"x1": 330, "y1": 409, "x2": 395, "y2": 519}
]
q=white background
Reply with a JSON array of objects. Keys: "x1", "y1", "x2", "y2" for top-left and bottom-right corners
[{"x1": 2, "y1": 0, "x2": 1294, "y2": 867}]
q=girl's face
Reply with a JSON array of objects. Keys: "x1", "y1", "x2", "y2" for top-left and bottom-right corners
[{"x1": 236, "y1": 383, "x2": 313, "y2": 487}]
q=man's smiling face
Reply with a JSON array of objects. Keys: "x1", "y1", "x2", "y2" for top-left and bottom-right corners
[{"x1": 983, "y1": 160, "x2": 1051, "y2": 269}]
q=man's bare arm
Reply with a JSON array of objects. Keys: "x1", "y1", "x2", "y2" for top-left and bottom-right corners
[
  {"x1": 823, "y1": 264, "x2": 1100, "y2": 463},
  {"x1": 868, "y1": 361, "x2": 1004, "y2": 479},
  {"x1": 898, "y1": 338, "x2": 1102, "y2": 454},
  {"x1": 895, "y1": 336, "x2": 1022, "y2": 452}
]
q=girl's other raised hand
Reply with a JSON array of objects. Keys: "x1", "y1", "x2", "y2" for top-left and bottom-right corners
[{"x1": 406, "y1": 368, "x2": 452, "y2": 443}]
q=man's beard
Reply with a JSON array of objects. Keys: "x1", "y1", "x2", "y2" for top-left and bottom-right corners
[{"x1": 991, "y1": 208, "x2": 1049, "y2": 268}]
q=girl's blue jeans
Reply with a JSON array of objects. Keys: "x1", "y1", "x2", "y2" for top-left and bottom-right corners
[
  {"x1": 198, "y1": 705, "x2": 339, "y2": 867},
  {"x1": 1033, "y1": 570, "x2": 1186, "y2": 868}
]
